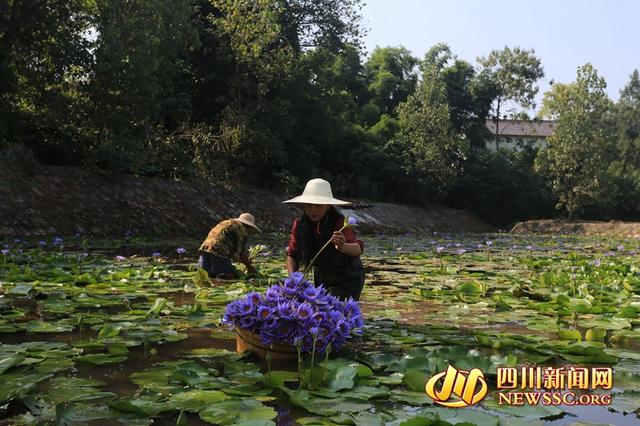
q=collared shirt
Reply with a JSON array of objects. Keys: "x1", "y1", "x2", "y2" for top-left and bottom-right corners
[
  {"x1": 286, "y1": 215, "x2": 364, "y2": 259},
  {"x1": 199, "y1": 219, "x2": 248, "y2": 259}
]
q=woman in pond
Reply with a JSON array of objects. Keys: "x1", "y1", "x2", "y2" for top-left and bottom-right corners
[
  {"x1": 197, "y1": 213, "x2": 260, "y2": 279},
  {"x1": 284, "y1": 178, "x2": 365, "y2": 300}
]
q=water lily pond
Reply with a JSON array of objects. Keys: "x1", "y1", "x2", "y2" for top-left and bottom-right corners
[{"x1": 1, "y1": 233, "x2": 639, "y2": 425}]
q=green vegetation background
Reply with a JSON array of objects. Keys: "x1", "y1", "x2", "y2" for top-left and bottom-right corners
[{"x1": 1, "y1": 0, "x2": 639, "y2": 225}]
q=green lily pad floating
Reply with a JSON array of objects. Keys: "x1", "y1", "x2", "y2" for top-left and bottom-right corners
[
  {"x1": 422, "y1": 406, "x2": 501, "y2": 425},
  {"x1": 482, "y1": 396, "x2": 563, "y2": 418},
  {"x1": 609, "y1": 390, "x2": 640, "y2": 414},
  {"x1": 76, "y1": 353, "x2": 128, "y2": 365},
  {"x1": 557, "y1": 329, "x2": 582, "y2": 341},
  {"x1": 342, "y1": 385, "x2": 391, "y2": 400},
  {"x1": 262, "y1": 370, "x2": 298, "y2": 389},
  {"x1": 578, "y1": 317, "x2": 631, "y2": 331},
  {"x1": 7, "y1": 284, "x2": 33, "y2": 296},
  {"x1": 97, "y1": 323, "x2": 123, "y2": 338},
  {"x1": 0, "y1": 354, "x2": 26, "y2": 374},
  {"x1": 41, "y1": 377, "x2": 116, "y2": 404},
  {"x1": 26, "y1": 320, "x2": 75, "y2": 333},
  {"x1": 169, "y1": 389, "x2": 230, "y2": 411},
  {"x1": 109, "y1": 394, "x2": 174, "y2": 417},
  {"x1": 389, "y1": 388, "x2": 432, "y2": 405},
  {"x1": 455, "y1": 280, "x2": 484, "y2": 302},
  {"x1": 284, "y1": 388, "x2": 372, "y2": 416},
  {"x1": 402, "y1": 369, "x2": 427, "y2": 392},
  {"x1": 610, "y1": 330, "x2": 640, "y2": 349},
  {"x1": 324, "y1": 364, "x2": 358, "y2": 391},
  {"x1": 55, "y1": 402, "x2": 149, "y2": 425},
  {"x1": 182, "y1": 348, "x2": 237, "y2": 359},
  {"x1": 198, "y1": 398, "x2": 277, "y2": 425},
  {"x1": 0, "y1": 371, "x2": 51, "y2": 404}
]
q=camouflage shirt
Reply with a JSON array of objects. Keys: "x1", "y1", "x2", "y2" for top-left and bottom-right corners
[{"x1": 198, "y1": 219, "x2": 249, "y2": 259}]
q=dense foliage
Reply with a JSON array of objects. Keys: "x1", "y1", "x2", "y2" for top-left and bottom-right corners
[{"x1": 1, "y1": 0, "x2": 639, "y2": 224}]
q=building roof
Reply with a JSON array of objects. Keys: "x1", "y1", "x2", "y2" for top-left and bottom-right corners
[{"x1": 485, "y1": 119, "x2": 555, "y2": 138}]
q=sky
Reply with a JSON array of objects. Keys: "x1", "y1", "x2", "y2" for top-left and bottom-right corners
[{"x1": 361, "y1": 0, "x2": 640, "y2": 113}]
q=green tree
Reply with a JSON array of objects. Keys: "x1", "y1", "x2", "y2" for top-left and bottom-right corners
[
  {"x1": 478, "y1": 46, "x2": 545, "y2": 148},
  {"x1": 421, "y1": 44, "x2": 498, "y2": 148},
  {"x1": 535, "y1": 64, "x2": 614, "y2": 218},
  {"x1": 0, "y1": 0, "x2": 92, "y2": 162},
  {"x1": 615, "y1": 69, "x2": 640, "y2": 171},
  {"x1": 362, "y1": 46, "x2": 418, "y2": 122},
  {"x1": 390, "y1": 66, "x2": 460, "y2": 201},
  {"x1": 87, "y1": 0, "x2": 197, "y2": 172},
  {"x1": 605, "y1": 69, "x2": 640, "y2": 218}
]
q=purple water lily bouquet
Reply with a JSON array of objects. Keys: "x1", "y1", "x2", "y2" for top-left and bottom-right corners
[{"x1": 223, "y1": 272, "x2": 363, "y2": 384}]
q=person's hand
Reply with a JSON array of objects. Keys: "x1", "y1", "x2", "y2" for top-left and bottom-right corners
[{"x1": 331, "y1": 231, "x2": 346, "y2": 251}]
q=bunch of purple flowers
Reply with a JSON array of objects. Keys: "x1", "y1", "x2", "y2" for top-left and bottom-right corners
[{"x1": 223, "y1": 272, "x2": 363, "y2": 354}]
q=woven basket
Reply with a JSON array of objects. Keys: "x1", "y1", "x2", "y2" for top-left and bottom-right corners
[{"x1": 235, "y1": 327, "x2": 298, "y2": 360}]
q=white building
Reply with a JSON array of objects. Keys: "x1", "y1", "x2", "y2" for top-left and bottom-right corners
[{"x1": 485, "y1": 119, "x2": 554, "y2": 151}]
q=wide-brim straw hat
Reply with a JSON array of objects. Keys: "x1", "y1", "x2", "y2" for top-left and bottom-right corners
[
  {"x1": 282, "y1": 178, "x2": 351, "y2": 205},
  {"x1": 236, "y1": 213, "x2": 261, "y2": 232}
]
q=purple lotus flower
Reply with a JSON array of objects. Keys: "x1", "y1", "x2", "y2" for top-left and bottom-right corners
[
  {"x1": 302, "y1": 286, "x2": 319, "y2": 302},
  {"x1": 13, "y1": 238, "x2": 20, "y2": 244},
  {"x1": 297, "y1": 302, "x2": 313, "y2": 321},
  {"x1": 223, "y1": 274, "x2": 363, "y2": 354},
  {"x1": 152, "y1": 252, "x2": 161, "y2": 258},
  {"x1": 457, "y1": 248, "x2": 466, "y2": 255},
  {"x1": 435, "y1": 246, "x2": 444, "y2": 253},
  {"x1": 283, "y1": 278, "x2": 299, "y2": 297},
  {"x1": 265, "y1": 286, "x2": 282, "y2": 302},
  {"x1": 257, "y1": 304, "x2": 273, "y2": 321},
  {"x1": 348, "y1": 216, "x2": 357, "y2": 226},
  {"x1": 247, "y1": 291, "x2": 262, "y2": 307},
  {"x1": 486, "y1": 240, "x2": 493, "y2": 246},
  {"x1": 39, "y1": 240, "x2": 46, "y2": 248},
  {"x1": 337, "y1": 320, "x2": 351, "y2": 338},
  {"x1": 176, "y1": 247, "x2": 186, "y2": 255},
  {"x1": 277, "y1": 301, "x2": 295, "y2": 319},
  {"x1": 53, "y1": 237, "x2": 63, "y2": 246},
  {"x1": 239, "y1": 299, "x2": 255, "y2": 315},
  {"x1": 1, "y1": 249, "x2": 9, "y2": 256},
  {"x1": 115, "y1": 255, "x2": 126, "y2": 262}
]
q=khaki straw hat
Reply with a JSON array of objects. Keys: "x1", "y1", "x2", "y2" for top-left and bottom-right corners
[
  {"x1": 282, "y1": 178, "x2": 351, "y2": 205},
  {"x1": 236, "y1": 213, "x2": 261, "y2": 232}
]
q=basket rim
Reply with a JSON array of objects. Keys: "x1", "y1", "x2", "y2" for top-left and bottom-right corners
[{"x1": 236, "y1": 327, "x2": 297, "y2": 353}]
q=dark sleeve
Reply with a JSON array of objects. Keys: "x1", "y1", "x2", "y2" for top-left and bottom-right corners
[{"x1": 286, "y1": 219, "x2": 300, "y2": 257}]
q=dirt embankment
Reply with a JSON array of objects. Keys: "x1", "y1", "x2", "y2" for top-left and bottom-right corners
[
  {"x1": 0, "y1": 164, "x2": 491, "y2": 238},
  {"x1": 511, "y1": 219, "x2": 640, "y2": 239}
]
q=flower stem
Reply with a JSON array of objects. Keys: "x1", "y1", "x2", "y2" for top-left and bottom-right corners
[
  {"x1": 308, "y1": 337, "x2": 317, "y2": 390},
  {"x1": 303, "y1": 225, "x2": 347, "y2": 279},
  {"x1": 296, "y1": 344, "x2": 302, "y2": 388},
  {"x1": 320, "y1": 342, "x2": 331, "y2": 385},
  {"x1": 266, "y1": 347, "x2": 273, "y2": 377}
]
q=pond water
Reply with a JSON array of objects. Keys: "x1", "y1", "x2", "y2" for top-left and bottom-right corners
[{"x1": 0, "y1": 232, "x2": 639, "y2": 425}]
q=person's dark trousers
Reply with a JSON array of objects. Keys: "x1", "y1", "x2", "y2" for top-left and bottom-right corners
[{"x1": 198, "y1": 251, "x2": 235, "y2": 278}]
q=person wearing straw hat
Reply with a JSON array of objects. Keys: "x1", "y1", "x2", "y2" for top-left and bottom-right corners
[
  {"x1": 284, "y1": 178, "x2": 365, "y2": 300},
  {"x1": 197, "y1": 213, "x2": 261, "y2": 279}
]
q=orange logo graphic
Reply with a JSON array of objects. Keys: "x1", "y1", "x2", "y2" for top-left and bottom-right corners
[{"x1": 425, "y1": 365, "x2": 488, "y2": 407}]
